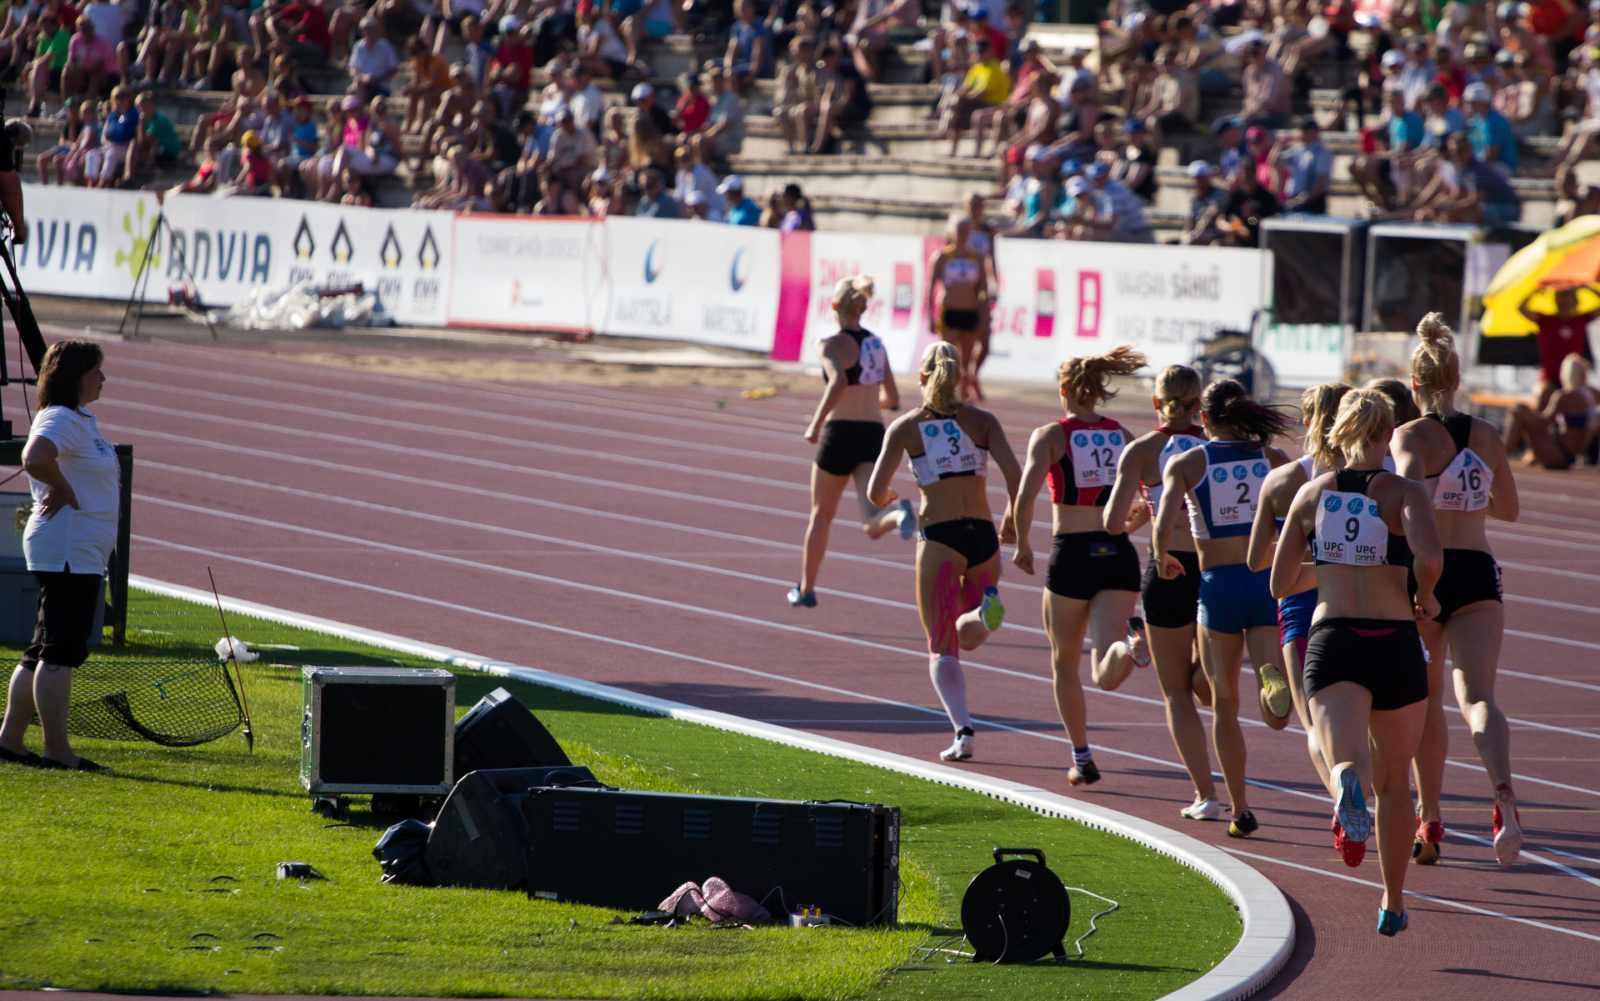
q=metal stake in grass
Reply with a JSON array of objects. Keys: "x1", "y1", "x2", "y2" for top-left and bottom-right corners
[{"x1": 207, "y1": 567, "x2": 254, "y2": 752}]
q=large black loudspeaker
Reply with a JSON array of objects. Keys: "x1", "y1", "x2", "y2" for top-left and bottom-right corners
[
  {"x1": 425, "y1": 766, "x2": 598, "y2": 890},
  {"x1": 523, "y1": 789, "x2": 899, "y2": 926},
  {"x1": 454, "y1": 687, "x2": 571, "y2": 777}
]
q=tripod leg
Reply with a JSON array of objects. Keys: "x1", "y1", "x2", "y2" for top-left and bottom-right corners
[{"x1": 123, "y1": 211, "x2": 165, "y2": 341}]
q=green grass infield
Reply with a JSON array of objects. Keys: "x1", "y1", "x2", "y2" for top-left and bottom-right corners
[{"x1": 0, "y1": 589, "x2": 1240, "y2": 999}]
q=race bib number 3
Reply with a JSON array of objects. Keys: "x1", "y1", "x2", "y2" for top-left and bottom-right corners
[
  {"x1": 1433, "y1": 448, "x2": 1492, "y2": 512},
  {"x1": 1207, "y1": 459, "x2": 1268, "y2": 526},
  {"x1": 856, "y1": 336, "x2": 886, "y2": 386},
  {"x1": 1069, "y1": 428, "x2": 1124, "y2": 490},
  {"x1": 1315, "y1": 490, "x2": 1388, "y2": 566},
  {"x1": 922, "y1": 420, "x2": 980, "y2": 477}
]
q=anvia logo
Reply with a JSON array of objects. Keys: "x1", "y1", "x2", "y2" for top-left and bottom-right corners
[
  {"x1": 730, "y1": 248, "x2": 748, "y2": 291},
  {"x1": 644, "y1": 240, "x2": 663, "y2": 283},
  {"x1": 293, "y1": 216, "x2": 315, "y2": 260}
]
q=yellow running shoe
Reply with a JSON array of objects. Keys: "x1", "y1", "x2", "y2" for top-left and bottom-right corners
[{"x1": 1259, "y1": 664, "x2": 1291, "y2": 720}]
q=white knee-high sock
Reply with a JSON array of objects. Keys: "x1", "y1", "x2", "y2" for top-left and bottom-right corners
[{"x1": 929, "y1": 654, "x2": 972, "y2": 731}]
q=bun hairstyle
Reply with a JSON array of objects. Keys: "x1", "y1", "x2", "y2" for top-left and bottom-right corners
[
  {"x1": 1328, "y1": 387, "x2": 1395, "y2": 463},
  {"x1": 1155, "y1": 364, "x2": 1202, "y2": 423},
  {"x1": 1364, "y1": 377, "x2": 1422, "y2": 425},
  {"x1": 920, "y1": 341, "x2": 962, "y2": 415},
  {"x1": 1409, "y1": 312, "x2": 1460, "y2": 408},
  {"x1": 1560, "y1": 351, "x2": 1592, "y2": 391},
  {"x1": 832, "y1": 275, "x2": 874, "y2": 317},
  {"x1": 1200, "y1": 378, "x2": 1297, "y2": 449},
  {"x1": 1299, "y1": 381, "x2": 1352, "y2": 471},
  {"x1": 1060, "y1": 345, "x2": 1147, "y2": 407}
]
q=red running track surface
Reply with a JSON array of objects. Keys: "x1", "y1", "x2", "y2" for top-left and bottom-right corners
[{"x1": 62, "y1": 337, "x2": 1600, "y2": 997}]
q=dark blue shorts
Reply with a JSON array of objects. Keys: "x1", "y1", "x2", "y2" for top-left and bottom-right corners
[
  {"x1": 1198, "y1": 563, "x2": 1277, "y2": 635},
  {"x1": 1278, "y1": 588, "x2": 1318, "y2": 646}
]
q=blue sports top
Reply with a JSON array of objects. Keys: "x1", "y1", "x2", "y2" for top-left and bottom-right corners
[{"x1": 1187, "y1": 441, "x2": 1272, "y2": 540}]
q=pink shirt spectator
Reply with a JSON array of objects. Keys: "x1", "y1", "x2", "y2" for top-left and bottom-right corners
[
  {"x1": 68, "y1": 31, "x2": 115, "y2": 72},
  {"x1": 342, "y1": 114, "x2": 370, "y2": 148}
]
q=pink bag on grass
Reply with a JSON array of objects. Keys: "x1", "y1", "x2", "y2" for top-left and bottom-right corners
[{"x1": 659, "y1": 877, "x2": 771, "y2": 923}]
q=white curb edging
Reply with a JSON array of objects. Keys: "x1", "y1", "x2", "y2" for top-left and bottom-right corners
[{"x1": 133, "y1": 575, "x2": 1294, "y2": 1001}]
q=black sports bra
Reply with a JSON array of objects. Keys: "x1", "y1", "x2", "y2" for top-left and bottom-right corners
[
  {"x1": 1311, "y1": 468, "x2": 1414, "y2": 569},
  {"x1": 1422, "y1": 411, "x2": 1474, "y2": 475}
]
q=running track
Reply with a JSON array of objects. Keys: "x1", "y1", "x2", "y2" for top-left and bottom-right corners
[{"x1": 48, "y1": 331, "x2": 1600, "y2": 998}]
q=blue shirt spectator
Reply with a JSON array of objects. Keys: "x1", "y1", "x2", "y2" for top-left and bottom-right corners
[
  {"x1": 1279, "y1": 122, "x2": 1334, "y2": 213},
  {"x1": 726, "y1": 0, "x2": 773, "y2": 79},
  {"x1": 103, "y1": 105, "x2": 139, "y2": 144},
  {"x1": 1465, "y1": 82, "x2": 1518, "y2": 171},
  {"x1": 1387, "y1": 109, "x2": 1424, "y2": 151},
  {"x1": 720, "y1": 175, "x2": 761, "y2": 225}
]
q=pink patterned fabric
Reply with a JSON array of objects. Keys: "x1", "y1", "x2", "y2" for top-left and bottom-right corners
[{"x1": 658, "y1": 877, "x2": 770, "y2": 922}]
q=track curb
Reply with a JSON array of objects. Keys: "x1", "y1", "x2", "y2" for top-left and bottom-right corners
[{"x1": 133, "y1": 574, "x2": 1295, "y2": 1001}]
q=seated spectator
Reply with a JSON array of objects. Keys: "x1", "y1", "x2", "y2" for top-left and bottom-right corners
[
  {"x1": 1464, "y1": 80, "x2": 1519, "y2": 174},
  {"x1": 1136, "y1": 44, "x2": 1199, "y2": 149},
  {"x1": 533, "y1": 172, "x2": 584, "y2": 214},
  {"x1": 63, "y1": 14, "x2": 118, "y2": 103},
  {"x1": 299, "y1": 96, "x2": 346, "y2": 198},
  {"x1": 1553, "y1": 162, "x2": 1585, "y2": 224},
  {"x1": 620, "y1": 0, "x2": 682, "y2": 77},
  {"x1": 1273, "y1": 117, "x2": 1333, "y2": 213},
  {"x1": 725, "y1": 0, "x2": 773, "y2": 87},
  {"x1": 1351, "y1": 88, "x2": 1424, "y2": 211},
  {"x1": 697, "y1": 65, "x2": 746, "y2": 162},
  {"x1": 125, "y1": 0, "x2": 185, "y2": 88},
  {"x1": 1182, "y1": 160, "x2": 1225, "y2": 245},
  {"x1": 269, "y1": 54, "x2": 307, "y2": 102},
  {"x1": 1111, "y1": 118, "x2": 1158, "y2": 201},
  {"x1": 1003, "y1": 148, "x2": 1058, "y2": 237},
  {"x1": 1240, "y1": 39, "x2": 1292, "y2": 128},
  {"x1": 759, "y1": 187, "x2": 784, "y2": 227},
  {"x1": 234, "y1": 129, "x2": 274, "y2": 193},
  {"x1": 1054, "y1": 174, "x2": 1102, "y2": 241},
  {"x1": 1498, "y1": 50, "x2": 1556, "y2": 140},
  {"x1": 774, "y1": 35, "x2": 819, "y2": 154},
  {"x1": 672, "y1": 142, "x2": 722, "y2": 217},
  {"x1": 1521, "y1": 284, "x2": 1599, "y2": 407},
  {"x1": 1213, "y1": 117, "x2": 1248, "y2": 178},
  {"x1": 1046, "y1": 74, "x2": 1098, "y2": 162},
  {"x1": 228, "y1": 45, "x2": 267, "y2": 103},
  {"x1": 464, "y1": 98, "x2": 518, "y2": 171},
  {"x1": 256, "y1": 0, "x2": 330, "y2": 65},
  {"x1": 1397, "y1": 132, "x2": 1522, "y2": 223},
  {"x1": 810, "y1": 39, "x2": 872, "y2": 154},
  {"x1": 181, "y1": 10, "x2": 235, "y2": 91},
  {"x1": 349, "y1": 16, "x2": 399, "y2": 98},
  {"x1": 86, "y1": 82, "x2": 135, "y2": 187},
  {"x1": 779, "y1": 181, "x2": 814, "y2": 230},
  {"x1": 937, "y1": 36, "x2": 1007, "y2": 158},
  {"x1": 847, "y1": 0, "x2": 915, "y2": 82},
  {"x1": 402, "y1": 33, "x2": 452, "y2": 133},
  {"x1": 1397, "y1": 37, "x2": 1436, "y2": 111},
  {"x1": 674, "y1": 70, "x2": 710, "y2": 133},
  {"x1": 628, "y1": 81, "x2": 675, "y2": 168},
  {"x1": 1504, "y1": 353, "x2": 1597, "y2": 469},
  {"x1": 576, "y1": 0, "x2": 630, "y2": 78},
  {"x1": 600, "y1": 106, "x2": 629, "y2": 167},
  {"x1": 1216, "y1": 164, "x2": 1278, "y2": 246},
  {"x1": 172, "y1": 134, "x2": 228, "y2": 194},
  {"x1": 634, "y1": 166, "x2": 681, "y2": 216},
  {"x1": 683, "y1": 187, "x2": 714, "y2": 219},
  {"x1": 420, "y1": 63, "x2": 479, "y2": 167},
  {"x1": 340, "y1": 167, "x2": 373, "y2": 206},
  {"x1": 971, "y1": 38, "x2": 1044, "y2": 159},
  {"x1": 1434, "y1": 43, "x2": 1466, "y2": 101},
  {"x1": 720, "y1": 173, "x2": 760, "y2": 223},
  {"x1": 992, "y1": 69, "x2": 1058, "y2": 165},
  {"x1": 276, "y1": 94, "x2": 318, "y2": 188},
  {"x1": 414, "y1": 142, "x2": 493, "y2": 209},
  {"x1": 585, "y1": 166, "x2": 618, "y2": 216},
  {"x1": 25, "y1": 12, "x2": 71, "y2": 118},
  {"x1": 37, "y1": 99, "x2": 83, "y2": 184},
  {"x1": 543, "y1": 107, "x2": 598, "y2": 186},
  {"x1": 1087, "y1": 161, "x2": 1153, "y2": 243}
]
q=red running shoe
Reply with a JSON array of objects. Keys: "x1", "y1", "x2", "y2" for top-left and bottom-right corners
[
  {"x1": 1412, "y1": 818, "x2": 1444, "y2": 865},
  {"x1": 1332, "y1": 816, "x2": 1344, "y2": 852}
]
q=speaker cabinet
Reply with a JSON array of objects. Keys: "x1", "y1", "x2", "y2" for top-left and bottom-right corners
[
  {"x1": 425, "y1": 766, "x2": 599, "y2": 890},
  {"x1": 300, "y1": 667, "x2": 455, "y2": 796},
  {"x1": 454, "y1": 687, "x2": 571, "y2": 778},
  {"x1": 524, "y1": 789, "x2": 899, "y2": 925}
]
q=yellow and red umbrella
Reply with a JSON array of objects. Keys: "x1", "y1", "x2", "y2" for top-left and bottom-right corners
[{"x1": 1481, "y1": 215, "x2": 1600, "y2": 336}]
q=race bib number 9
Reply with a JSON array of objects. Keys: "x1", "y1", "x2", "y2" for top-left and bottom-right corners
[
  {"x1": 856, "y1": 335, "x2": 886, "y2": 386},
  {"x1": 1207, "y1": 459, "x2": 1268, "y2": 527},
  {"x1": 1315, "y1": 490, "x2": 1389, "y2": 566},
  {"x1": 922, "y1": 420, "x2": 981, "y2": 477},
  {"x1": 1433, "y1": 448, "x2": 1492, "y2": 512},
  {"x1": 1069, "y1": 428, "x2": 1124, "y2": 490}
]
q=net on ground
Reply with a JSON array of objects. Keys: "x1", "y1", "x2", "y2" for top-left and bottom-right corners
[{"x1": 0, "y1": 660, "x2": 245, "y2": 747}]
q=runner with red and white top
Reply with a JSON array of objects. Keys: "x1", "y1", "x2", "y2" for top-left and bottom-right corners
[
  {"x1": 1104, "y1": 364, "x2": 1222, "y2": 819},
  {"x1": 1011, "y1": 347, "x2": 1147, "y2": 787}
]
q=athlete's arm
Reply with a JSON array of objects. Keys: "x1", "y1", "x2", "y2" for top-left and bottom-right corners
[
  {"x1": 1390, "y1": 423, "x2": 1428, "y2": 481},
  {"x1": 867, "y1": 414, "x2": 910, "y2": 509},
  {"x1": 1482, "y1": 420, "x2": 1520, "y2": 522},
  {"x1": 1009, "y1": 424, "x2": 1061, "y2": 576},
  {"x1": 1246, "y1": 464, "x2": 1287, "y2": 573},
  {"x1": 879, "y1": 362, "x2": 900, "y2": 412},
  {"x1": 1102, "y1": 435, "x2": 1147, "y2": 534},
  {"x1": 1270, "y1": 484, "x2": 1313, "y2": 599},
  {"x1": 1516, "y1": 288, "x2": 1540, "y2": 324},
  {"x1": 1398, "y1": 479, "x2": 1444, "y2": 621},
  {"x1": 982, "y1": 410, "x2": 1024, "y2": 545},
  {"x1": 803, "y1": 336, "x2": 847, "y2": 444},
  {"x1": 925, "y1": 252, "x2": 945, "y2": 325},
  {"x1": 1152, "y1": 447, "x2": 1200, "y2": 578}
]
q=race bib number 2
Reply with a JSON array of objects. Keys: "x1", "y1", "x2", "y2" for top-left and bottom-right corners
[
  {"x1": 1207, "y1": 459, "x2": 1268, "y2": 526},
  {"x1": 1069, "y1": 428, "x2": 1124, "y2": 490},
  {"x1": 922, "y1": 420, "x2": 980, "y2": 477}
]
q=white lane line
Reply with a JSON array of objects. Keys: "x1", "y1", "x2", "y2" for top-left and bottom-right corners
[
  {"x1": 131, "y1": 494, "x2": 1600, "y2": 793},
  {"x1": 1500, "y1": 560, "x2": 1600, "y2": 585},
  {"x1": 1498, "y1": 670, "x2": 1600, "y2": 693},
  {"x1": 1219, "y1": 847, "x2": 1600, "y2": 943},
  {"x1": 1505, "y1": 594, "x2": 1600, "y2": 616},
  {"x1": 126, "y1": 533, "x2": 1600, "y2": 921}
]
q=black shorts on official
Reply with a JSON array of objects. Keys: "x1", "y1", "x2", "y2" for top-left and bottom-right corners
[
  {"x1": 1141, "y1": 548, "x2": 1200, "y2": 628},
  {"x1": 814, "y1": 419, "x2": 884, "y2": 476},
  {"x1": 1409, "y1": 548, "x2": 1502, "y2": 624},
  {"x1": 941, "y1": 308, "x2": 981, "y2": 331},
  {"x1": 1302, "y1": 617, "x2": 1428, "y2": 712},
  {"x1": 21, "y1": 567, "x2": 103, "y2": 671},
  {"x1": 1046, "y1": 530, "x2": 1141, "y2": 601},
  {"x1": 920, "y1": 517, "x2": 1000, "y2": 566}
]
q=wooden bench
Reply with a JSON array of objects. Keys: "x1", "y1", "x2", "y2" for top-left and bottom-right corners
[{"x1": 1468, "y1": 392, "x2": 1532, "y2": 424}]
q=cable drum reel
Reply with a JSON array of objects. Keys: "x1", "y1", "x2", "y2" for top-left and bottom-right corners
[{"x1": 960, "y1": 848, "x2": 1070, "y2": 963}]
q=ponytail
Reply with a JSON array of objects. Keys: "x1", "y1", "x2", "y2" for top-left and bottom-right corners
[
  {"x1": 1328, "y1": 388, "x2": 1394, "y2": 463},
  {"x1": 1155, "y1": 364, "x2": 1202, "y2": 424},
  {"x1": 1364, "y1": 377, "x2": 1422, "y2": 426},
  {"x1": 1060, "y1": 345, "x2": 1147, "y2": 407},
  {"x1": 1200, "y1": 378, "x2": 1296, "y2": 449},
  {"x1": 1409, "y1": 312, "x2": 1460, "y2": 410},
  {"x1": 832, "y1": 274, "x2": 874, "y2": 316},
  {"x1": 1299, "y1": 382, "x2": 1352, "y2": 471},
  {"x1": 920, "y1": 341, "x2": 961, "y2": 415}
]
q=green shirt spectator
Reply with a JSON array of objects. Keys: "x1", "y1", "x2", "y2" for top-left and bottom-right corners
[
  {"x1": 143, "y1": 111, "x2": 181, "y2": 159},
  {"x1": 37, "y1": 27, "x2": 70, "y2": 71}
]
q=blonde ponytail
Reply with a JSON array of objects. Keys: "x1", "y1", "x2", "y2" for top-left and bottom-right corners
[
  {"x1": 1155, "y1": 364, "x2": 1202, "y2": 424},
  {"x1": 1300, "y1": 381, "x2": 1352, "y2": 471},
  {"x1": 1409, "y1": 312, "x2": 1460, "y2": 410},
  {"x1": 832, "y1": 275, "x2": 875, "y2": 317},
  {"x1": 1060, "y1": 345, "x2": 1147, "y2": 407},
  {"x1": 1328, "y1": 388, "x2": 1394, "y2": 463},
  {"x1": 920, "y1": 341, "x2": 962, "y2": 415}
]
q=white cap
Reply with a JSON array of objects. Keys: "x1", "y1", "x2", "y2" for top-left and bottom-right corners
[
  {"x1": 716, "y1": 173, "x2": 744, "y2": 194},
  {"x1": 1187, "y1": 159, "x2": 1212, "y2": 178},
  {"x1": 498, "y1": 13, "x2": 520, "y2": 32},
  {"x1": 1380, "y1": 49, "x2": 1406, "y2": 68},
  {"x1": 591, "y1": 166, "x2": 612, "y2": 184},
  {"x1": 1463, "y1": 81, "x2": 1493, "y2": 103},
  {"x1": 1023, "y1": 143, "x2": 1044, "y2": 161},
  {"x1": 631, "y1": 82, "x2": 655, "y2": 100},
  {"x1": 685, "y1": 189, "x2": 707, "y2": 206},
  {"x1": 1065, "y1": 176, "x2": 1091, "y2": 195}
]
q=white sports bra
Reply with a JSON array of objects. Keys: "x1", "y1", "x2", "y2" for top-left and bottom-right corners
[{"x1": 909, "y1": 415, "x2": 989, "y2": 487}]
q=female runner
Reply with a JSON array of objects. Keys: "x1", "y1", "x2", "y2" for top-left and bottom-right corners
[
  {"x1": 1104, "y1": 364, "x2": 1221, "y2": 818},
  {"x1": 869, "y1": 342, "x2": 1022, "y2": 761},
  {"x1": 793, "y1": 276, "x2": 915, "y2": 607},
  {"x1": 962, "y1": 192, "x2": 999, "y2": 400},
  {"x1": 1152, "y1": 379, "x2": 1295, "y2": 837},
  {"x1": 925, "y1": 214, "x2": 991, "y2": 402},
  {"x1": 1273, "y1": 388, "x2": 1441, "y2": 936},
  {"x1": 1248, "y1": 382, "x2": 1352, "y2": 805},
  {"x1": 1391, "y1": 314, "x2": 1522, "y2": 865},
  {"x1": 1011, "y1": 346, "x2": 1147, "y2": 786}
]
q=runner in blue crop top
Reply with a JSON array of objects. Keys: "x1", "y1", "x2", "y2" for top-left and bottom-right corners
[{"x1": 1151, "y1": 378, "x2": 1295, "y2": 840}]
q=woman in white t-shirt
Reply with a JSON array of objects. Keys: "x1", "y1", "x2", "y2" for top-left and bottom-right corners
[{"x1": 0, "y1": 340, "x2": 117, "y2": 773}]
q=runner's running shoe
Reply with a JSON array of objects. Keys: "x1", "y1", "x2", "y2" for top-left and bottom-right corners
[
  {"x1": 1332, "y1": 816, "x2": 1344, "y2": 852},
  {"x1": 897, "y1": 498, "x2": 917, "y2": 540},
  {"x1": 939, "y1": 726, "x2": 975, "y2": 762},
  {"x1": 1335, "y1": 766, "x2": 1371, "y2": 867},
  {"x1": 1227, "y1": 809, "x2": 1259, "y2": 838},
  {"x1": 979, "y1": 587, "x2": 1005, "y2": 630},
  {"x1": 1258, "y1": 664, "x2": 1291, "y2": 720},
  {"x1": 1412, "y1": 818, "x2": 1444, "y2": 865},
  {"x1": 786, "y1": 586, "x2": 817, "y2": 608},
  {"x1": 1493, "y1": 784, "x2": 1522, "y2": 866},
  {"x1": 1127, "y1": 616, "x2": 1152, "y2": 669},
  {"x1": 1181, "y1": 797, "x2": 1223, "y2": 821},
  {"x1": 1376, "y1": 909, "x2": 1409, "y2": 937},
  {"x1": 1067, "y1": 760, "x2": 1101, "y2": 787}
]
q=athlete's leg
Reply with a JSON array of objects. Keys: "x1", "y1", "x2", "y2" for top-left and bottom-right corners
[
  {"x1": 1412, "y1": 617, "x2": 1449, "y2": 830},
  {"x1": 1247, "y1": 624, "x2": 1290, "y2": 731},
  {"x1": 1151, "y1": 622, "x2": 1217, "y2": 802},
  {"x1": 956, "y1": 330, "x2": 979, "y2": 399},
  {"x1": 1448, "y1": 599, "x2": 1521, "y2": 862},
  {"x1": 1370, "y1": 699, "x2": 1427, "y2": 913},
  {"x1": 1044, "y1": 590, "x2": 1092, "y2": 748},
  {"x1": 918, "y1": 539, "x2": 974, "y2": 739},
  {"x1": 1088, "y1": 588, "x2": 1140, "y2": 691},
  {"x1": 1201, "y1": 625, "x2": 1250, "y2": 816},
  {"x1": 799, "y1": 464, "x2": 852, "y2": 595},
  {"x1": 851, "y1": 463, "x2": 906, "y2": 539},
  {"x1": 955, "y1": 551, "x2": 1001, "y2": 650},
  {"x1": 969, "y1": 308, "x2": 991, "y2": 401},
  {"x1": 1283, "y1": 636, "x2": 1333, "y2": 795}
]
